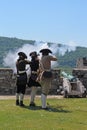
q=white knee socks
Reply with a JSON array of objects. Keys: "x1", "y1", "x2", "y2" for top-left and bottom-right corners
[
  {"x1": 30, "y1": 87, "x2": 37, "y2": 103},
  {"x1": 20, "y1": 93, "x2": 24, "y2": 101},
  {"x1": 16, "y1": 93, "x2": 19, "y2": 100},
  {"x1": 41, "y1": 94, "x2": 47, "y2": 108}
]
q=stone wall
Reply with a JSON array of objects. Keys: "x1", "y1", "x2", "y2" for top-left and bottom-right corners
[
  {"x1": 50, "y1": 68, "x2": 62, "y2": 94},
  {"x1": 72, "y1": 57, "x2": 87, "y2": 91},
  {"x1": 0, "y1": 68, "x2": 16, "y2": 95},
  {"x1": 76, "y1": 57, "x2": 87, "y2": 68},
  {"x1": 72, "y1": 68, "x2": 87, "y2": 90},
  {"x1": 0, "y1": 68, "x2": 61, "y2": 95}
]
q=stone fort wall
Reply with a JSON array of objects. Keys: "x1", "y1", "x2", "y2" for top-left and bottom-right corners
[
  {"x1": 0, "y1": 68, "x2": 16, "y2": 95},
  {"x1": 0, "y1": 68, "x2": 61, "y2": 95}
]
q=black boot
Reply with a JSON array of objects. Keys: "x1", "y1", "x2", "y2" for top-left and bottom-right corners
[
  {"x1": 29, "y1": 102, "x2": 36, "y2": 107},
  {"x1": 20, "y1": 101, "x2": 25, "y2": 107},
  {"x1": 16, "y1": 100, "x2": 19, "y2": 106}
]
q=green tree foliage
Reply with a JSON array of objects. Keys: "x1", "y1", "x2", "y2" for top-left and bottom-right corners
[
  {"x1": 58, "y1": 47, "x2": 87, "y2": 67},
  {"x1": 0, "y1": 36, "x2": 35, "y2": 67},
  {"x1": 0, "y1": 36, "x2": 87, "y2": 68}
]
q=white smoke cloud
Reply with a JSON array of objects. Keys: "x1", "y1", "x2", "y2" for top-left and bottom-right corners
[
  {"x1": 3, "y1": 42, "x2": 57, "y2": 72},
  {"x1": 66, "y1": 41, "x2": 76, "y2": 51},
  {"x1": 58, "y1": 41, "x2": 76, "y2": 56},
  {"x1": 3, "y1": 43, "x2": 40, "y2": 72},
  {"x1": 3, "y1": 41, "x2": 76, "y2": 72}
]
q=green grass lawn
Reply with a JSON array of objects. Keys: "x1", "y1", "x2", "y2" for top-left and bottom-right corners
[{"x1": 0, "y1": 97, "x2": 87, "y2": 130}]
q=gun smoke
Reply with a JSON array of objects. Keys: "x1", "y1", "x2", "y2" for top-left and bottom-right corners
[{"x1": 3, "y1": 41, "x2": 76, "y2": 72}]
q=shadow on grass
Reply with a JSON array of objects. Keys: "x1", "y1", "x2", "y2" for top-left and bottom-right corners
[
  {"x1": 46, "y1": 105, "x2": 71, "y2": 113},
  {"x1": 22, "y1": 105, "x2": 71, "y2": 113}
]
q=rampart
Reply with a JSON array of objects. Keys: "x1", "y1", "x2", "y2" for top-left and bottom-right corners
[
  {"x1": 0, "y1": 68, "x2": 61, "y2": 95},
  {"x1": 0, "y1": 68, "x2": 16, "y2": 95},
  {"x1": 72, "y1": 57, "x2": 87, "y2": 90}
]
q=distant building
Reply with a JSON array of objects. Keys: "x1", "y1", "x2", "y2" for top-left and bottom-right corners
[{"x1": 73, "y1": 57, "x2": 87, "y2": 91}]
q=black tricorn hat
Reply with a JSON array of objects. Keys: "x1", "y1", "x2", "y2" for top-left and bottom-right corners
[
  {"x1": 39, "y1": 48, "x2": 52, "y2": 53},
  {"x1": 29, "y1": 51, "x2": 39, "y2": 57},
  {"x1": 18, "y1": 52, "x2": 27, "y2": 59}
]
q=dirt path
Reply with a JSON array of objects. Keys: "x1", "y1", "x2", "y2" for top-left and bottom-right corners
[{"x1": 0, "y1": 95, "x2": 63, "y2": 100}]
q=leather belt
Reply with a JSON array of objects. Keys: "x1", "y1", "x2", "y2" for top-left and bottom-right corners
[
  {"x1": 18, "y1": 70, "x2": 26, "y2": 74},
  {"x1": 31, "y1": 71, "x2": 37, "y2": 74},
  {"x1": 44, "y1": 69, "x2": 51, "y2": 72}
]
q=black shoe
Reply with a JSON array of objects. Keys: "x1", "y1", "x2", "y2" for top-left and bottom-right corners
[
  {"x1": 20, "y1": 101, "x2": 25, "y2": 107},
  {"x1": 16, "y1": 100, "x2": 19, "y2": 106},
  {"x1": 42, "y1": 107, "x2": 50, "y2": 110},
  {"x1": 29, "y1": 102, "x2": 36, "y2": 107}
]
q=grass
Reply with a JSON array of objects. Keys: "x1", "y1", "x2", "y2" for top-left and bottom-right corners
[{"x1": 0, "y1": 97, "x2": 87, "y2": 130}]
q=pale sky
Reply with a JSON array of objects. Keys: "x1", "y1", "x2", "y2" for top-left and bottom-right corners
[{"x1": 0, "y1": 0, "x2": 87, "y2": 47}]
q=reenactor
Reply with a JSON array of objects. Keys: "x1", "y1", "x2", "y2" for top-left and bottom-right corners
[
  {"x1": 16, "y1": 52, "x2": 30, "y2": 106},
  {"x1": 27, "y1": 51, "x2": 41, "y2": 106},
  {"x1": 39, "y1": 48, "x2": 57, "y2": 109}
]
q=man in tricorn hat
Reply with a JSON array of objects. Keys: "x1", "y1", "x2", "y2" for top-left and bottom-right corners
[
  {"x1": 39, "y1": 48, "x2": 57, "y2": 109},
  {"x1": 16, "y1": 52, "x2": 30, "y2": 106},
  {"x1": 27, "y1": 51, "x2": 41, "y2": 106}
]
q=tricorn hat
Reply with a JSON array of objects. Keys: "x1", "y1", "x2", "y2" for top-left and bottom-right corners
[
  {"x1": 29, "y1": 51, "x2": 39, "y2": 57},
  {"x1": 18, "y1": 52, "x2": 27, "y2": 59},
  {"x1": 39, "y1": 48, "x2": 52, "y2": 53}
]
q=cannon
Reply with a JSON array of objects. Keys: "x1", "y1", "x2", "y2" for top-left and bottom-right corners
[{"x1": 62, "y1": 76, "x2": 86, "y2": 98}]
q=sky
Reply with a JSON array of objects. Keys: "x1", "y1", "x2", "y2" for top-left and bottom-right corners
[{"x1": 0, "y1": 0, "x2": 87, "y2": 47}]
